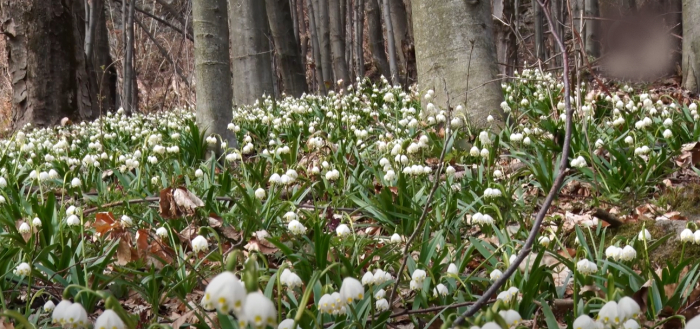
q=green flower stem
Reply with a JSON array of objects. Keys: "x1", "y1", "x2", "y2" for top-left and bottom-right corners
[{"x1": 292, "y1": 263, "x2": 339, "y2": 329}]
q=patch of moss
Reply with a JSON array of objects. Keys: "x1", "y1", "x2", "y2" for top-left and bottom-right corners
[{"x1": 656, "y1": 182, "x2": 700, "y2": 216}]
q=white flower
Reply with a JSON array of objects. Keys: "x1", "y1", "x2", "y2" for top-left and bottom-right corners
[
  {"x1": 71, "y1": 177, "x2": 81, "y2": 187},
  {"x1": 681, "y1": 228, "x2": 694, "y2": 243},
  {"x1": 480, "y1": 148, "x2": 490, "y2": 158},
  {"x1": 255, "y1": 188, "x2": 266, "y2": 200},
  {"x1": 573, "y1": 315, "x2": 599, "y2": 329},
  {"x1": 384, "y1": 170, "x2": 396, "y2": 181},
  {"x1": 375, "y1": 289, "x2": 386, "y2": 299},
  {"x1": 695, "y1": 230, "x2": 700, "y2": 244},
  {"x1": 499, "y1": 309, "x2": 522, "y2": 326},
  {"x1": 383, "y1": 92, "x2": 395, "y2": 103},
  {"x1": 201, "y1": 272, "x2": 247, "y2": 314},
  {"x1": 450, "y1": 117, "x2": 462, "y2": 128},
  {"x1": 409, "y1": 279, "x2": 421, "y2": 291},
  {"x1": 487, "y1": 115, "x2": 494, "y2": 122},
  {"x1": 269, "y1": 173, "x2": 281, "y2": 184},
  {"x1": 412, "y1": 269, "x2": 427, "y2": 284},
  {"x1": 18, "y1": 222, "x2": 31, "y2": 234},
  {"x1": 663, "y1": 129, "x2": 673, "y2": 138},
  {"x1": 493, "y1": 170, "x2": 503, "y2": 179},
  {"x1": 622, "y1": 319, "x2": 640, "y2": 329},
  {"x1": 317, "y1": 294, "x2": 333, "y2": 314},
  {"x1": 638, "y1": 229, "x2": 651, "y2": 241},
  {"x1": 595, "y1": 139, "x2": 604, "y2": 148},
  {"x1": 63, "y1": 302, "x2": 89, "y2": 328},
  {"x1": 538, "y1": 236, "x2": 551, "y2": 247},
  {"x1": 598, "y1": 301, "x2": 621, "y2": 325},
  {"x1": 336, "y1": 224, "x2": 351, "y2": 237},
  {"x1": 571, "y1": 156, "x2": 587, "y2": 168},
  {"x1": 339, "y1": 277, "x2": 365, "y2": 303},
  {"x1": 0, "y1": 195, "x2": 4, "y2": 204},
  {"x1": 0, "y1": 177, "x2": 6, "y2": 188},
  {"x1": 121, "y1": 215, "x2": 133, "y2": 227},
  {"x1": 686, "y1": 314, "x2": 700, "y2": 328},
  {"x1": 605, "y1": 246, "x2": 622, "y2": 261},
  {"x1": 244, "y1": 292, "x2": 276, "y2": 327},
  {"x1": 624, "y1": 136, "x2": 634, "y2": 144},
  {"x1": 94, "y1": 309, "x2": 126, "y2": 329},
  {"x1": 446, "y1": 263, "x2": 458, "y2": 275},
  {"x1": 156, "y1": 227, "x2": 168, "y2": 238},
  {"x1": 283, "y1": 211, "x2": 298, "y2": 222},
  {"x1": 13, "y1": 262, "x2": 31, "y2": 276},
  {"x1": 52, "y1": 300, "x2": 73, "y2": 324},
  {"x1": 195, "y1": 169, "x2": 204, "y2": 178},
  {"x1": 390, "y1": 233, "x2": 403, "y2": 243},
  {"x1": 663, "y1": 118, "x2": 673, "y2": 127},
  {"x1": 619, "y1": 245, "x2": 637, "y2": 261},
  {"x1": 66, "y1": 215, "x2": 81, "y2": 226},
  {"x1": 278, "y1": 319, "x2": 300, "y2": 329},
  {"x1": 288, "y1": 220, "x2": 307, "y2": 235},
  {"x1": 281, "y1": 269, "x2": 303, "y2": 288},
  {"x1": 576, "y1": 259, "x2": 598, "y2": 275},
  {"x1": 191, "y1": 235, "x2": 208, "y2": 253},
  {"x1": 66, "y1": 205, "x2": 77, "y2": 216},
  {"x1": 362, "y1": 272, "x2": 374, "y2": 286},
  {"x1": 433, "y1": 283, "x2": 448, "y2": 297},
  {"x1": 445, "y1": 166, "x2": 456, "y2": 176},
  {"x1": 470, "y1": 146, "x2": 480, "y2": 157},
  {"x1": 48, "y1": 169, "x2": 58, "y2": 179},
  {"x1": 206, "y1": 136, "x2": 217, "y2": 145},
  {"x1": 481, "y1": 322, "x2": 502, "y2": 329},
  {"x1": 523, "y1": 137, "x2": 532, "y2": 145},
  {"x1": 618, "y1": 296, "x2": 640, "y2": 321},
  {"x1": 44, "y1": 300, "x2": 55, "y2": 312},
  {"x1": 490, "y1": 269, "x2": 503, "y2": 281},
  {"x1": 375, "y1": 298, "x2": 390, "y2": 311}
]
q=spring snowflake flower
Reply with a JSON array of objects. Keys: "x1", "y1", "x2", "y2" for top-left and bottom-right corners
[
  {"x1": 470, "y1": 146, "x2": 480, "y2": 157},
  {"x1": 156, "y1": 227, "x2": 168, "y2": 238},
  {"x1": 493, "y1": 169, "x2": 503, "y2": 179},
  {"x1": 384, "y1": 170, "x2": 396, "y2": 181},
  {"x1": 487, "y1": 115, "x2": 495, "y2": 122},
  {"x1": 409, "y1": 279, "x2": 421, "y2": 291},
  {"x1": 663, "y1": 129, "x2": 673, "y2": 138},
  {"x1": 605, "y1": 246, "x2": 622, "y2": 261},
  {"x1": 375, "y1": 289, "x2": 386, "y2": 299},
  {"x1": 280, "y1": 269, "x2": 303, "y2": 288},
  {"x1": 412, "y1": 269, "x2": 427, "y2": 284},
  {"x1": 283, "y1": 211, "x2": 298, "y2": 222},
  {"x1": 483, "y1": 188, "x2": 502, "y2": 198},
  {"x1": 573, "y1": 315, "x2": 599, "y2": 329},
  {"x1": 433, "y1": 284, "x2": 448, "y2": 297},
  {"x1": 0, "y1": 195, "x2": 4, "y2": 204},
  {"x1": 0, "y1": 177, "x2": 6, "y2": 188},
  {"x1": 191, "y1": 235, "x2": 208, "y2": 253},
  {"x1": 571, "y1": 156, "x2": 587, "y2": 168},
  {"x1": 576, "y1": 259, "x2": 598, "y2": 275},
  {"x1": 14, "y1": 262, "x2": 31, "y2": 276},
  {"x1": 375, "y1": 298, "x2": 390, "y2": 312},
  {"x1": 244, "y1": 292, "x2": 276, "y2": 328},
  {"x1": 480, "y1": 148, "x2": 490, "y2": 158},
  {"x1": 52, "y1": 300, "x2": 73, "y2": 324},
  {"x1": 201, "y1": 272, "x2": 247, "y2": 314},
  {"x1": 19, "y1": 222, "x2": 31, "y2": 234},
  {"x1": 496, "y1": 287, "x2": 519, "y2": 303},
  {"x1": 340, "y1": 277, "x2": 364, "y2": 303},
  {"x1": 66, "y1": 206, "x2": 77, "y2": 216},
  {"x1": 595, "y1": 139, "x2": 604, "y2": 148},
  {"x1": 450, "y1": 117, "x2": 462, "y2": 128},
  {"x1": 622, "y1": 319, "x2": 640, "y2": 329},
  {"x1": 269, "y1": 173, "x2": 281, "y2": 184},
  {"x1": 66, "y1": 215, "x2": 81, "y2": 226},
  {"x1": 490, "y1": 269, "x2": 503, "y2": 281},
  {"x1": 195, "y1": 169, "x2": 204, "y2": 178},
  {"x1": 618, "y1": 296, "x2": 641, "y2": 320},
  {"x1": 619, "y1": 245, "x2": 637, "y2": 261},
  {"x1": 598, "y1": 301, "x2": 621, "y2": 325},
  {"x1": 44, "y1": 300, "x2": 56, "y2": 313},
  {"x1": 447, "y1": 263, "x2": 458, "y2": 276},
  {"x1": 288, "y1": 220, "x2": 307, "y2": 235},
  {"x1": 681, "y1": 229, "x2": 694, "y2": 243},
  {"x1": 501, "y1": 101, "x2": 511, "y2": 113},
  {"x1": 318, "y1": 294, "x2": 334, "y2": 314},
  {"x1": 362, "y1": 272, "x2": 374, "y2": 286},
  {"x1": 390, "y1": 233, "x2": 403, "y2": 243},
  {"x1": 686, "y1": 314, "x2": 700, "y2": 328},
  {"x1": 694, "y1": 230, "x2": 700, "y2": 244},
  {"x1": 278, "y1": 319, "x2": 300, "y2": 329},
  {"x1": 538, "y1": 236, "x2": 551, "y2": 247},
  {"x1": 624, "y1": 136, "x2": 634, "y2": 144},
  {"x1": 121, "y1": 215, "x2": 133, "y2": 227},
  {"x1": 445, "y1": 166, "x2": 456, "y2": 175},
  {"x1": 71, "y1": 177, "x2": 81, "y2": 187},
  {"x1": 638, "y1": 229, "x2": 651, "y2": 241},
  {"x1": 95, "y1": 309, "x2": 126, "y2": 329},
  {"x1": 383, "y1": 92, "x2": 395, "y2": 103},
  {"x1": 63, "y1": 302, "x2": 89, "y2": 328},
  {"x1": 254, "y1": 188, "x2": 266, "y2": 200},
  {"x1": 325, "y1": 169, "x2": 340, "y2": 181},
  {"x1": 499, "y1": 309, "x2": 522, "y2": 326},
  {"x1": 336, "y1": 224, "x2": 351, "y2": 237}
]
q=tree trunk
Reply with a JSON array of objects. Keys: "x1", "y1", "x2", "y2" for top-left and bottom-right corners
[
  {"x1": 193, "y1": 0, "x2": 236, "y2": 151},
  {"x1": 402, "y1": 0, "x2": 417, "y2": 84},
  {"x1": 532, "y1": 0, "x2": 545, "y2": 62},
  {"x1": 229, "y1": 0, "x2": 275, "y2": 105},
  {"x1": 87, "y1": 0, "x2": 117, "y2": 115},
  {"x1": 584, "y1": 0, "x2": 599, "y2": 58},
  {"x1": 0, "y1": 0, "x2": 99, "y2": 128},
  {"x1": 314, "y1": 0, "x2": 333, "y2": 88},
  {"x1": 266, "y1": 0, "x2": 308, "y2": 97},
  {"x1": 354, "y1": 0, "x2": 365, "y2": 79},
  {"x1": 382, "y1": 0, "x2": 400, "y2": 85},
  {"x1": 367, "y1": 0, "x2": 391, "y2": 79},
  {"x1": 297, "y1": 0, "x2": 309, "y2": 88},
  {"x1": 682, "y1": 0, "x2": 700, "y2": 93},
  {"x1": 329, "y1": 0, "x2": 350, "y2": 86},
  {"x1": 388, "y1": 0, "x2": 409, "y2": 85},
  {"x1": 122, "y1": 0, "x2": 138, "y2": 114},
  {"x1": 550, "y1": 0, "x2": 564, "y2": 67},
  {"x1": 307, "y1": 0, "x2": 327, "y2": 93},
  {"x1": 411, "y1": 0, "x2": 504, "y2": 127},
  {"x1": 494, "y1": 0, "x2": 517, "y2": 77}
]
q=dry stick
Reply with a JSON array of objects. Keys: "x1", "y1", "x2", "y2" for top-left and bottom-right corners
[
  {"x1": 451, "y1": 0, "x2": 575, "y2": 325},
  {"x1": 134, "y1": 17, "x2": 190, "y2": 86}
]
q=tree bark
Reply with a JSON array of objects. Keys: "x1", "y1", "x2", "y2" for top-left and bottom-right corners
[
  {"x1": 532, "y1": 0, "x2": 545, "y2": 62},
  {"x1": 411, "y1": 0, "x2": 504, "y2": 127},
  {"x1": 193, "y1": 0, "x2": 236, "y2": 151},
  {"x1": 229, "y1": 0, "x2": 274, "y2": 105},
  {"x1": 382, "y1": 0, "x2": 400, "y2": 85},
  {"x1": 87, "y1": 0, "x2": 117, "y2": 114},
  {"x1": 266, "y1": 0, "x2": 308, "y2": 97},
  {"x1": 388, "y1": 0, "x2": 409, "y2": 84},
  {"x1": 0, "y1": 0, "x2": 101, "y2": 128},
  {"x1": 366, "y1": 0, "x2": 391, "y2": 79},
  {"x1": 329, "y1": 0, "x2": 350, "y2": 86},
  {"x1": 550, "y1": 0, "x2": 564, "y2": 67},
  {"x1": 122, "y1": 0, "x2": 138, "y2": 114},
  {"x1": 354, "y1": 0, "x2": 365, "y2": 79},
  {"x1": 307, "y1": 0, "x2": 326, "y2": 93},
  {"x1": 682, "y1": 0, "x2": 700, "y2": 93},
  {"x1": 314, "y1": 0, "x2": 333, "y2": 87},
  {"x1": 584, "y1": 0, "x2": 599, "y2": 58},
  {"x1": 494, "y1": 0, "x2": 517, "y2": 77}
]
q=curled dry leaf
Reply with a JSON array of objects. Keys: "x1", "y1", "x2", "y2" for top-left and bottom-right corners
[
  {"x1": 159, "y1": 187, "x2": 204, "y2": 219},
  {"x1": 244, "y1": 237, "x2": 279, "y2": 255}
]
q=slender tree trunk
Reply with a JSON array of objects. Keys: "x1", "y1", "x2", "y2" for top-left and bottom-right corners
[
  {"x1": 494, "y1": 0, "x2": 517, "y2": 77},
  {"x1": 314, "y1": 0, "x2": 333, "y2": 87},
  {"x1": 382, "y1": 0, "x2": 400, "y2": 85},
  {"x1": 86, "y1": 0, "x2": 117, "y2": 114},
  {"x1": 682, "y1": 0, "x2": 700, "y2": 93},
  {"x1": 229, "y1": 0, "x2": 275, "y2": 105},
  {"x1": 551, "y1": 0, "x2": 564, "y2": 67},
  {"x1": 307, "y1": 0, "x2": 327, "y2": 93},
  {"x1": 297, "y1": 0, "x2": 309, "y2": 89},
  {"x1": 329, "y1": 0, "x2": 350, "y2": 86},
  {"x1": 584, "y1": 0, "x2": 599, "y2": 57},
  {"x1": 388, "y1": 0, "x2": 409, "y2": 85},
  {"x1": 533, "y1": 0, "x2": 545, "y2": 62},
  {"x1": 402, "y1": 0, "x2": 416, "y2": 84},
  {"x1": 367, "y1": 0, "x2": 391, "y2": 79},
  {"x1": 412, "y1": 0, "x2": 504, "y2": 127},
  {"x1": 123, "y1": 0, "x2": 137, "y2": 114},
  {"x1": 290, "y1": 0, "x2": 299, "y2": 45},
  {"x1": 354, "y1": 0, "x2": 365, "y2": 79},
  {"x1": 266, "y1": 0, "x2": 308, "y2": 97},
  {"x1": 193, "y1": 0, "x2": 236, "y2": 151}
]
